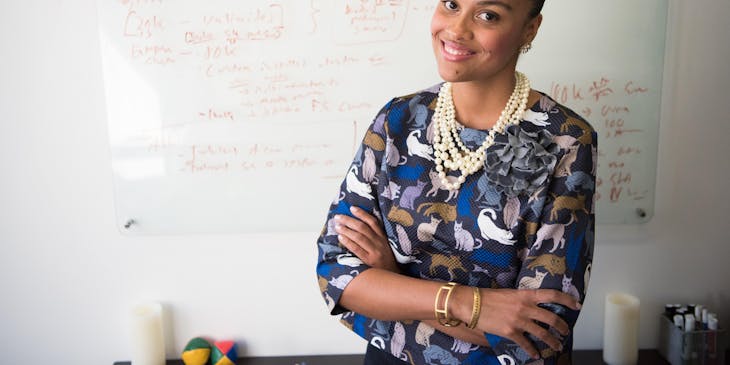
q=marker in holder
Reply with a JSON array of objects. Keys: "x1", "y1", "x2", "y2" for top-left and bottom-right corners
[{"x1": 659, "y1": 314, "x2": 727, "y2": 365}]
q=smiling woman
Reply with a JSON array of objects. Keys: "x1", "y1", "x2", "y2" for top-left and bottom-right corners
[{"x1": 315, "y1": 0, "x2": 596, "y2": 364}]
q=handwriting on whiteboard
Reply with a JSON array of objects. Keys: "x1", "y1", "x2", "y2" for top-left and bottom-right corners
[
  {"x1": 103, "y1": 0, "x2": 659, "y2": 210},
  {"x1": 549, "y1": 76, "x2": 650, "y2": 204}
]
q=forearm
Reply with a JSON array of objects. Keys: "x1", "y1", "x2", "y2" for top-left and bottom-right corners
[{"x1": 339, "y1": 268, "x2": 474, "y2": 322}]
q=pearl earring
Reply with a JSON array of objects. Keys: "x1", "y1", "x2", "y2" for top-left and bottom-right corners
[{"x1": 521, "y1": 42, "x2": 532, "y2": 54}]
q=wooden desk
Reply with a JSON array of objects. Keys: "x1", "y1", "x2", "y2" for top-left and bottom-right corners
[{"x1": 113, "y1": 349, "x2": 679, "y2": 365}]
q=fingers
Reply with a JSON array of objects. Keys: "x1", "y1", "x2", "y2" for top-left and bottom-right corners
[
  {"x1": 350, "y1": 206, "x2": 386, "y2": 238},
  {"x1": 337, "y1": 230, "x2": 369, "y2": 258},
  {"x1": 534, "y1": 289, "x2": 582, "y2": 311},
  {"x1": 506, "y1": 331, "x2": 540, "y2": 360},
  {"x1": 483, "y1": 289, "x2": 575, "y2": 359},
  {"x1": 521, "y1": 318, "x2": 564, "y2": 353},
  {"x1": 335, "y1": 213, "x2": 376, "y2": 244},
  {"x1": 335, "y1": 218, "x2": 375, "y2": 253}
]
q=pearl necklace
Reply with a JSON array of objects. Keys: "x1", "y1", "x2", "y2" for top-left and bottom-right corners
[{"x1": 432, "y1": 72, "x2": 531, "y2": 190}]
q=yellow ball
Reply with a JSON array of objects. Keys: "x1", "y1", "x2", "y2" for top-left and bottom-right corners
[{"x1": 182, "y1": 348, "x2": 211, "y2": 365}]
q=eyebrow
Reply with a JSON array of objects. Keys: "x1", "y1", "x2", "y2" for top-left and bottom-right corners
[{"x1": 475, "y1": 1, "x2": 513, "y2": 11}]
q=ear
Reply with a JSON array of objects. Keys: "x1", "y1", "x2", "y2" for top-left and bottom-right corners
[{"x1": 523, "y1": 13, "x2": 543, "y2": 45}]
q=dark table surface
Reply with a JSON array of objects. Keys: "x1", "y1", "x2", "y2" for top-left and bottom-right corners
[{"x1": 114, "y1": 349, "x2": 682, "y2": 365}]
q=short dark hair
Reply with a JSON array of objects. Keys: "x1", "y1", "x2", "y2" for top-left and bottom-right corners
[{"x1": 529, "y1": 0, "x2": 545, "y2": 18}]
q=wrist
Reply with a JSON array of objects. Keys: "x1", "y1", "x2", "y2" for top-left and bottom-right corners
[{"x1": 450, "y1": 284, "x2": 474, "y2": 324}]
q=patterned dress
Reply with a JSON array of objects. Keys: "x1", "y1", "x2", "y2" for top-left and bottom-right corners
[{"x1": 316, "y1": 83, "x2": 597, "y2": 365}]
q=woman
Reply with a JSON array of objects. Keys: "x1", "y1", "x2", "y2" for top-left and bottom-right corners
[{"x1": 316, "y1": 0, "x2": 596, "y2": 364}]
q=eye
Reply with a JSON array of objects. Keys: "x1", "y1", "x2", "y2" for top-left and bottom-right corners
[
  {"x1": 476, "y1": 11, "x2": 499, "y2": 22},
  {"x1": 441, "y1": 0, "x2": 459, "y2": 11}
]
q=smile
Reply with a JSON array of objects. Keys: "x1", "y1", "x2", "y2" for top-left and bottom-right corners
[{"x1": 442, "y1": 41, "x2": 476, "y2": 60}]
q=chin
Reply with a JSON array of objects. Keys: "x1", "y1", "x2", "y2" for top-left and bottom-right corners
[{"x1": 436, "y1": 67, "x2": 473, "y2": 84}]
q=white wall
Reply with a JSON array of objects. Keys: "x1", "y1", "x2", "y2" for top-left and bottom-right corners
[{"x1": 1, "y1": 1, "x2": 728, "y2": 364}]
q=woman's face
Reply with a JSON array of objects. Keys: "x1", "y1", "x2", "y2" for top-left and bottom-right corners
[{"x1": 431, "y1": 0, "x2": 541, "y2": 84}]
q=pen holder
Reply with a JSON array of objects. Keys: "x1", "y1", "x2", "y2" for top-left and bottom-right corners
[{"x1": 658, "y1": 316, "x2": 727, "y2": 365}]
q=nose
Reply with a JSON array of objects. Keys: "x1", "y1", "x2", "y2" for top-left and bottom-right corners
[{"x1": 446, "y1": 13, "x2": 473, "y2": 41}]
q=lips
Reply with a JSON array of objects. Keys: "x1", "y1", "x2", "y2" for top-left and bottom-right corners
[{"x1": 441, "y1": 40, "x2": 476, "y2": 61}]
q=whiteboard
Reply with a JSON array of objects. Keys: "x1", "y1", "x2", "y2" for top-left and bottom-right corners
[{"x1": 97, "y1": 0, "x2": 667, "y2": 234}]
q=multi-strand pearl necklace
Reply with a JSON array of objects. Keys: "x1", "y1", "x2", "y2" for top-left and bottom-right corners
[{"x1": 432, "y1": 72, "x2": 531, "y2": 190}]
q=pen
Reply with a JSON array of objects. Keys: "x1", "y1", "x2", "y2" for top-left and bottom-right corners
[
  {"x1": 684, "y1": 314, "x2": 697, "y2": 361},
  {"x1": 707, "y1": 315, "x2": 718, "y2": 365}
]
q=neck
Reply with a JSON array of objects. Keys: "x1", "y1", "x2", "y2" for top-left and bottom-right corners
[{"x1": 450, "y1": 71, "x2": 520, "y2": 130}]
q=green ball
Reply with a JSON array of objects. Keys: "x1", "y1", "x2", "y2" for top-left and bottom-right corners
[{"x1": 182, "y1": 337, "x2": 211, "y2": 365}]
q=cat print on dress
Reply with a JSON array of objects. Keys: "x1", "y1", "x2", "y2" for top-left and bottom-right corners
[
  {"x1": 332, "y1": 191, "x2": 346, "y2": 205},
  {"x1": 317, "y1": 243, "x2": 341, "y2": 262},
  {"x1": 417, "y1": 202, "x2": 458, "y2": 223},
  {"x1": 554, "y1": 145, "x2": 579, "y2": 177},
  {"x1": 459, "y1": 128, "x2": 487, "y2": 146},
  {"x1": 391, "y1": 322, "x2": 407, "y2": 360},
  {"x1": 317, "y1": 87, "x2": 596, "y2": 364},
  {"x1": 552, "y1": 135, "x2": 578, "y2": 151},
  {"x1": 503, "y1": 196, "x2": 521, "y2": 229},
  {"x1": 329, "y1": 271, "x2": 357, "y2": 290},
  {"x1": 336, "y1": 254, "x2": 365, "y2": 267},
  {"x1": 528, "y1": 186, "x2": 546, "y2": 217},
  {"x1": 417, "y1": 216, "x2": 441, "y2": 242},
  {"x1": 549, "y1": 194, "x2": 589, "y2": 222},
  {"x1": 427, "y1": 170, "x2": 459, "y2": 202},
  {"x1": 426, "y1": 116, "x2": 437, "y2": 144},
  {"x1": 370, "y1": 336, "x2": 386, "y2": 350},
  {"x1": 562, "y1": 275, "x2": 581, "y2": 301},
  {"x1": 454, "y1": 221, "x2": 482, "y2": 252},
  {"x1": 532, "y1": 217, "x2": 573, "y2": 253},
  {"x1": 496, "y1": 266, "x2": 518, "y2": 287},
  {"x1": 518, "y1": 269, "x2": 547, "y2": 289},
  {"x1": 523, "y1": 109, "x2": 550, "y2": 127},
  {"x1": 362, "y1": 147, "x2": 377, "y2": 183},
  {"x1": 324, "y1": 292, "x2": 335, "y2": 312},
  {"x1": 409, "y1": 95, "x2": 430, "y2": 129},
  {"x1": 346, "y1": 166, "x2": 374, "y2": 200},
  {"x1": 428, "y1": 253, "x2": 467, "y2": 281},
  {"x1": 565, "y1": 171, "x2": 594, "y2": 192},
  {"x1": 527, "y1": 254, "x2": 567, "y2": 276},
  {"x1": 478, "y1": 208, "x2": 517, "y2": 245},
  {"x1": 364, "y1": 129, "x2": 385, "y2": 151},
  {"x1": 388, "y1": 239, "x2": 422, "y2": 264},
  {"x1": 473, "y1": 264, "x2": 490, "y2": 275},
  {"x1": 369, "y1": 319, "x2": 392, "y2": 341},
  {"x1": 406, "y1": 130, "x2": 434, "y2": 161},
  {"x1": 476, "y1": 173, "x2": 504, "y2": 209},
  {"x1": 415, "y1": 321, "x2": 435, "y2": 347},
  {"x1": 499, "y1": 342, "x2": 534, "y2": 364},
  {"x1": 451, "y1": 338, "x2": 478, "y2": 354},
  {"x1": 423, "y1": 345, "x2": 460, "y2": 365},
  {"x1": 400, "y1": 180, "x2": 427, "y2": 209},
  {"x1": 591, "y1": 145, "x2": 598, "y2": 175},
  {"x1": 387, "y1": 205, "x2": 414, "y2": 226},
  {"x1": 498, "y1": 354, "x2": 517, "y2": 365},
  {"x1": 395, "y1": 224, "x2": 413, "y2": 255},
  {"x1": 385, "y1": 136, "x2": 408, "y2": 167},
  {"x1": 382, "y1": 181, "x2": 402, "y2": 200},
  {"x1": 561, "y1": 116, "x2": 594, "y2": 146}
]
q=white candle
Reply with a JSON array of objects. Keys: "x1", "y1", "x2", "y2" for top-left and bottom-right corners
[
  {"x1": 603, "y1": 292, "x2": 640, "y2": 365},
  {"x1": 130, "y1": 302, "x2": 166, "y2": 365}
]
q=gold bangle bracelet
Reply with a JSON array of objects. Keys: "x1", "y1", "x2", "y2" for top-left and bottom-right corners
[
  {"x1": 435, "y1": 282, "x2": 462, "y2": 327},
  {"x1": 467, "y1": 286, "x2": 481, "y2": 329}
]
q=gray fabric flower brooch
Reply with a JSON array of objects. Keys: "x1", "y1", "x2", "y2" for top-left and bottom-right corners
[{"x1": 484, "y1": 124, "x2": 559, "y2": 197}]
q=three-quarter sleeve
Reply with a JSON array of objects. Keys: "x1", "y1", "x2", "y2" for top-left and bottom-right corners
[
  {"x1": 489, "y1": 129, "x2": 597, "y2": 364},
  {"x1": 316, "y1": 100, "x2": 392, "y2": 316}
]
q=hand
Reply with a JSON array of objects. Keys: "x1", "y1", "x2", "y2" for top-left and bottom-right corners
[
  {"x1": 334, "y1": 206, "x2": 399, "y2": 273},
  {"x1": 454, "y1": 287, "x2": 581, "y2": 359}
]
